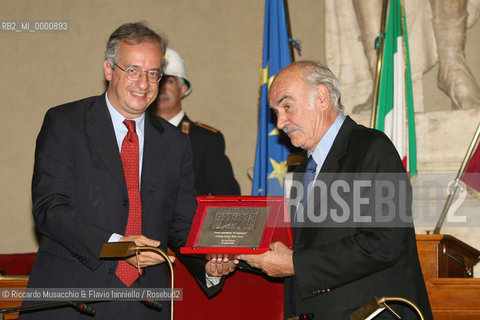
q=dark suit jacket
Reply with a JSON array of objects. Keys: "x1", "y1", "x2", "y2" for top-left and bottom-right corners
[
  {"x1": 285, "y1": 116, "x2": 433, "y2": 319},
  {"x1": 22, "y1": 94, "x2": 220, "y2": 319},
  {"x1": 178, "y1": 115, "x2": 240, "y2": 195}
]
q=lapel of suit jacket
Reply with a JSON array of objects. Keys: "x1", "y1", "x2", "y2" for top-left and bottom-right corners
[
  {"x1": 141, "y1": 111, "x2": 167, "y2": 213},
  {"x1": 291, "y1": 157, "x2": 308, "y2": 248},
  {"x1": 85, "y1": 94, "x2": 127, "y2": 194},
  {"x1": 318, "y1": 116, "x2": 356, "y2": 174},
  {"x1": 291, "y1": 116, "x2": 357, "y2": 246},
  {"x1": 291, "y1": 158, "x2": 307, "y2": 211}
]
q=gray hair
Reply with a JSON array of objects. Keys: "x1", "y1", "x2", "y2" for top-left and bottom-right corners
[
  {"x1": 105, "y1": 22, "x2": 168, "y2": 73},
  {"x1": 300, "y1": 61, "x2": 344, "y2": 113}
]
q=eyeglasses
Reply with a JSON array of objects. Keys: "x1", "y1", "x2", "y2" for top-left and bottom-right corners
[{"x1": 115, "y1": 64, "x2": 162, "y2": 83}]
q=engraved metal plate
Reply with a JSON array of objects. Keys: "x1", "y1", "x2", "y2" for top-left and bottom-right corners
[{"x1": 196, "y1": 207, "x2": 269, "y2": 247}]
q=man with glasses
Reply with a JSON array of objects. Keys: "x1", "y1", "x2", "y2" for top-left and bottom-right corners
[{"x1": 22, "y1": 22, "x2": 234, "y2": 320}]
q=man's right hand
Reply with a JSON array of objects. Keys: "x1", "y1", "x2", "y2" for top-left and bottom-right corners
[{"x1": 119, "y1": 235, "x2": 175, "y2": 268}]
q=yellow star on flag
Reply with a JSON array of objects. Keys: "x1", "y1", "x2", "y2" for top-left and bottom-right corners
[
  {"x1": 260, "y1": 63, "x2": 276, "y2": 89},
  {"x1": 267, "y1": 158, "x2": 287, "y2": 188},
  {"x1": 261, "y1": 64, "x2": 269, "y2": 86},
  {"x1": 268, "y1": 128, "x2": 280, "y2": 136}
]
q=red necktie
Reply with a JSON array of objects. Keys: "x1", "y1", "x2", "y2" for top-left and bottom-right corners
[{"x1": 115, "y1": 119, "x2": 143, "y2": 287}]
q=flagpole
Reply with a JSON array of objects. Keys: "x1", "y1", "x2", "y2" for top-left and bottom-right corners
[
  {"x1": 283, "y1": 0, "x2": 295, "y2": 62},
  {"x1": 434, "y1": 122, "x2": 480, "y2": 234},
  {"x1": 370, "y1": 0, "x2": 389, "y2": 128}
]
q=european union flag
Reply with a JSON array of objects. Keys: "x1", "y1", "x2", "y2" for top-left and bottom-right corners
[{"x1": 252, "y1": 0, "x2": 292, "y2": 196}]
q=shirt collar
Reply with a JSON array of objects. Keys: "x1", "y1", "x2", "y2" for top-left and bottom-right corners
[
  {"x1": 168, "y1": 110, "x2": 185, "y2": 127},
  {"x1": 308, "y1": 113, "x2": 346, "y2": 171},
  {"x1": 105, "y1": 92, "x2": 145, "y2": 134}
]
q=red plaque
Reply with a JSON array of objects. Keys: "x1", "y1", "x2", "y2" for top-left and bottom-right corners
[{"x1": 181, "y1": 196, "x2": 292, "y2": 257}]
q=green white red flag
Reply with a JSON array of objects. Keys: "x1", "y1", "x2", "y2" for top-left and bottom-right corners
[{"x1": 376, "y1": 0, "x2": 417, "y2": 178}]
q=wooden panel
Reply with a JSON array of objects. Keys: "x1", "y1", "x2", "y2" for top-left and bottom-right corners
[
  {"x1": 426, "y1": 278, "x2": 480, "y2": 320},
  {"x1": 416, "y1": 234, "x2": 480, "y2": 278},
  {"x1": 416, "y1": 235, "x2": 480, "y2": 320},
  {"x1": 417, "y1": 235, "x2": 442, "y2": 279},
  {"x1": 0, "y1": 279, "x2": 28, "y2": 320}
]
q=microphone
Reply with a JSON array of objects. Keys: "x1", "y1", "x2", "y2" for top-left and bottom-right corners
[
  {"x1": 68, "y1": 302, "x2": 95, "y2": 316},
  {"x1": 143, "y1": 299, "x2": 163, "y2": 311}
]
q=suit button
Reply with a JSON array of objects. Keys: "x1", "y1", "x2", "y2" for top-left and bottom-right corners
[
  {"x1": 312, "y1": 288, "x2": 331, "y2": 295},
  {"x1": 123, "y1": 200, "x2": 128, "y2": 206}
]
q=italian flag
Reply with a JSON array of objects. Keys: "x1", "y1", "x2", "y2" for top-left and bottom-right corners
[{"x1": 376, "y1": 0, "x2": 417, "y2": 178}]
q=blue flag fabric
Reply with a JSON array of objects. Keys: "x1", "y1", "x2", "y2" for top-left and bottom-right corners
[{"x1": 252, "y1": 0, "x2": 292, "y2": 196}]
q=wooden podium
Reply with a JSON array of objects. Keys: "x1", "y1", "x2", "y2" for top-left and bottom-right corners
[
  {"x1": 416, "y1": 234, "x2": 480, "y2": 320},
  {"x1": 0, "y1": 277, "x2": 28, "y2": 320}
]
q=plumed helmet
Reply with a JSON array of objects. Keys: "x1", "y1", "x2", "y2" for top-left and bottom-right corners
[{"x1": 164, "y1": 48, "x2": 192, "y2": 96}]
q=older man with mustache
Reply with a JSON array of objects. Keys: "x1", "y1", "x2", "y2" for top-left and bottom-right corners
[{"x1": 238, "y1": 61, "x2": 433, "y2": 320}]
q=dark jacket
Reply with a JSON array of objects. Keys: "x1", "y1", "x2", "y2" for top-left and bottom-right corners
[
  {"x1": 285, "y1": 116, "x2": 433, "y2": 319},
  {"x1": 22, "y1": 94, "x2": 220, "y2": 319},
  {"x1": 178, "y1": 115, "x2": 240, "y2": 196}
]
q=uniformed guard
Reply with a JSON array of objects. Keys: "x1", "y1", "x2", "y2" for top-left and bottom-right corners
[{"x1": 150, "y1": 48, "x2": 240, "y2": 195}]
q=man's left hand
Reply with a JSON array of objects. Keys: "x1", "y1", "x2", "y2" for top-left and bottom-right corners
[
  {"x1": 237, "y1": 241, "x2": 295, "y2": 277},
  {"x1": 205, "y1": 254, "x2": 238, "y2": 277}
]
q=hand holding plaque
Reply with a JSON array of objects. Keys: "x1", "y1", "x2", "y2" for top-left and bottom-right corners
[
  {"x1": 205, "y1": 255, "x2": 238, "y2": 277},
  {"x1": 237, "y1": 241, "x2": 295, "y2": 277},
  {"x1": 181, "y1": 196, "x2": 293, "y2": 258}
]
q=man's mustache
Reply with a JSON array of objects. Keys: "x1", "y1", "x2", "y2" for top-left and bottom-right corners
[
  {"x1": 157, "y1": 94, "x2": 169, "y2": 101},
  {"x1": 282, "y1": 125, "x2": 303, "y2": 134}
]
